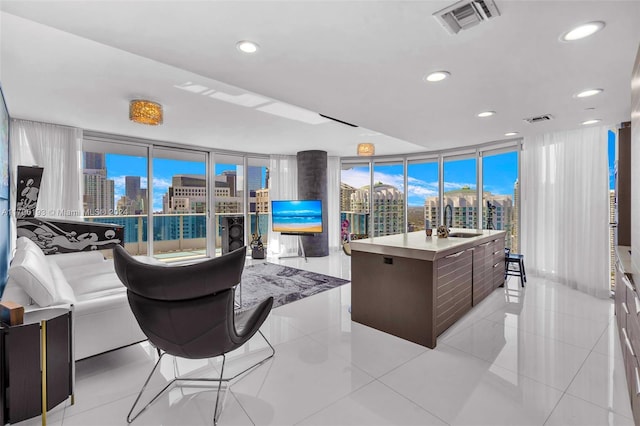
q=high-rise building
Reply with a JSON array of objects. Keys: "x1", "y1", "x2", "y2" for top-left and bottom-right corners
[
  {"x1": 83, "y1": 171, "x2": 114, "y2": 215},
  {"x1": 125, "y1": 176, "x2": 141, "y2": 201},
  {"x1": 84, "y1": 152, "x2": 105, "y2": 170},
  {"x1": 610, "y1": 189, "x2": 616, "y2": 287},
  {"x1": 247, "y1": 166, "x2": 262, "y2": 193},
  {"x1": 82, "y1": 152, "x2": 114, "y2": 216},
  {"x1": 348, "y1": 183, "x2": 404, "y2": 237},
  {"x1": 256, "y1": 188, "x2": 269, "y2": 213},
  {"x1": 425, "y1": 186, "x2": 513, "y2": 245},
  {"x1": 163, "y1": 174, "x2": 207, "y2": 214},
  {"x1": 340, "y1": 183, "x2": 356, "y2": 212},
  {"x1": 221, "y1": 170, "x2": 237, "y2": 197}
]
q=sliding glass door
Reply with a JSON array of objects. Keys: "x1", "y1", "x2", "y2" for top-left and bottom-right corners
[
  {"x1": 82, "y1": 141, "x2": 148, "y2": 256},
  {"x1": 213, "y1": 154, "x2": 245, "y2": 256},
  {"x1": 152, "y1": 147, "x2": 208, "y2": 261}
]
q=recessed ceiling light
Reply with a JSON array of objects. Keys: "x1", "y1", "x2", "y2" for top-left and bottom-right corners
[
  {"x1": 477, "y1": 111, "x2": 495, "y2": 118},
  {"x1": 504, "y1": 132, "x2": 519, "y2": 136},
  {"x1": 424, "y1": 71, "x2": 450, "y2": 82},
  {"x1": 575, "y1": 88, "x2": 603, "y2": 98},
  {"x1": 236, "y1": 40, "x2": 259, "y2": 54},
  {"x1": 561, "y1": 21, "x2": 605, "y2": 41},
  {"x1": 581, "y1": 119, "x2": 601, "y2": 125}
]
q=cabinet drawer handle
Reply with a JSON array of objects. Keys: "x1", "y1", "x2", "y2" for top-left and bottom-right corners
[
  {"x1": 635, "y1": 295, "x2": 640, "y2": 316},
  {"x1": 623, "y1": 328, "x2": 635, "y2": 357},
  {"x1": 479, "y1": 242, "x2": 492, "y2": 247},
  {"x1": 446, "y1": 251, "x2": 464, "y2": 259},
  {"x1": 635, "y1": 367, "x2": 640, "y2": 397},
  {"x1": 623, "y1": 302, "x2": 630, "y2": 315},
  {"x1": 493, "y1": 262, "x2": 501, "y2": 268}
]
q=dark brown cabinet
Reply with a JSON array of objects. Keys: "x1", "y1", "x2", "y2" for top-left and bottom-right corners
[
  {"x1": 0, "y1": 308, "x2": 73, "y2": 425},
  {"x1": 471, "y1": 237, "x2": 506, "y2": 306},
  {"x1": 435, "y1": 248, "x2": 473, "y2": 335},
  {"x1": 614, "y1": 247, "x2": 640, "y2": 425},
  {"x1": 351, "y1": 232, "x2": 505, "y2": 349}
]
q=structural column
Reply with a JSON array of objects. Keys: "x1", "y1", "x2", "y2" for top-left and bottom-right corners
[{"x1": 297, "y1": 150, "x2": 328, "y2": 257}]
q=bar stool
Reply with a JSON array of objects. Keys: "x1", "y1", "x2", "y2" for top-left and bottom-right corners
[{"x1": 505, "y1": 248, "x2": 526, "y2": 287}]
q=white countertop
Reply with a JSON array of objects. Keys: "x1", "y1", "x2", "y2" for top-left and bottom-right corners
[{"x1": 350, "y1": 229, "x2": 507, "y2": 261}]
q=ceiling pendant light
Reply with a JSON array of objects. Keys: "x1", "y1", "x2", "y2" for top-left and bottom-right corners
[
  {"x1": 129, "y1": 100, "x2": 163, "y2": 125},
  {"x1": 357, "y1": 143, "x2": 375, "y2": 156}
]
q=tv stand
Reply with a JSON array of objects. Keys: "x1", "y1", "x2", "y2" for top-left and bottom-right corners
[{"x1": 279, "y1": 235, "x2": 307, "y2": 262}]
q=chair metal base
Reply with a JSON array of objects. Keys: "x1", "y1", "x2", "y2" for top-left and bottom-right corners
[{"x1": 127, "y1": 331, "x2": 275, "y2": 425}]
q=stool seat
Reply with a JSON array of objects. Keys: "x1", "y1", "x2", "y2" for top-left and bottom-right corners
[{"x1": 505, "y1": 249, "x2": 526, "y2": 287}]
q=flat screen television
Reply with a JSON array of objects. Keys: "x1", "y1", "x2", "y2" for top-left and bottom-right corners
[{"x1": 271, "y1": 200, "x2": 323, "y2": 234}]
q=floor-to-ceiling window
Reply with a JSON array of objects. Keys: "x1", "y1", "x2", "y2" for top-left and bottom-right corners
[
  {"x1": 248, "y1": 158, "x2": 269, "y2": 249},
  {"x1": 443, "y1": 155, "x2": 478, "y2": 229},
  {"x1": 340, "y1": 162, "x2": 371, "y2": 239},
  {"x1": 213, "y1": 154, "x2": 245, "y2": 256},
  {"x1": 407, "y1": 158, "x2": 439, "y2": 231},
  {"x1": 372, "y1": 160, "x2": 405, "y2": 236},
  {"x1": 482, "y1": 149, "x2": 518, "y2": 251},
  {"x1": 82, "y1": 141, "x2": 148, "y2": 256},
  {"x1": 152, "y1": 148, "x2": 207, "y2": 261},
  {"x1": 608, "y1": 129, "x2": 617, "y2": 288}
]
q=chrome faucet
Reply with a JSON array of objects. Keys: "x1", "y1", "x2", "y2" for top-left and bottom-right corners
[{"x1": 444, "y1": 204, "x2": 453, "y2": 231}]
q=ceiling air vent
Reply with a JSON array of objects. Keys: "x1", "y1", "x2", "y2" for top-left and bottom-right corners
[
  {"x1": 524, "y1": 114, "x2": 554, "y2": 124},
  {"x1": 433, "y1": 0, "x2": 501, "y2": 35}
]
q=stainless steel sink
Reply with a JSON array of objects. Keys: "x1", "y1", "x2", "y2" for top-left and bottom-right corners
[{"x1": 448, "y1": 232, "x2": 483, "y2": 238}]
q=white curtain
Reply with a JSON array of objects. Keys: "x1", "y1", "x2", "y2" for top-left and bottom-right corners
[
  {"x1": 10, "y1": 120, "x2": 83, "y2": 248},
  {"x1": 327, "y1": 156, "x2": 341, "y2": 251},
  {"x1": 267, "y1": 155, "x2": 299, "y2": 256},
  {"x1": 521, "y1": 126, "x2": 609, "y2": 298}
]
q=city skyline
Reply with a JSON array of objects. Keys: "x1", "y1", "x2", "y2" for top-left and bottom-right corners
[
  {"x1": 102, "y1": 155, "x2": 245, "y2": 212},
  {"x1": 90, "y1": 138, "x2": 614, "y2": 213},
  {"x1": 342, "y1": 151, "x2": 519, "y2": 206}
]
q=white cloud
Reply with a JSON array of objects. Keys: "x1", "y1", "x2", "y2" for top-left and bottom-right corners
[{"x1": 341, "y1": 168, "x2": 371, "y2": 189}]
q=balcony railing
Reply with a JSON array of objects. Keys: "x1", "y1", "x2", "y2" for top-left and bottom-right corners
[{"x1": 85, "y1": 212, "x2": 269, "y2": 261}]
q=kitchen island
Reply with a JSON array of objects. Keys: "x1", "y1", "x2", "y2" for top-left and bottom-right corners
[{"x1": 350, "y1": 229, "x2": 506, "y2": 348}]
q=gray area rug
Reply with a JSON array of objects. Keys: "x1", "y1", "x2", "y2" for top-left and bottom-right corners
[{"x1": 239, "y1": 262, "x2": 350, "y2": 310}]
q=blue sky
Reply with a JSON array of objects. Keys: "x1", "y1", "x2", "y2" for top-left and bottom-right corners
[
  {"x1": 105, "y1": 155, "x2": 254, "y2": 211},
  {"x1": 104, "y1": 141, "x2": 614, "y2": 212},
  {"x1": 342, "y1": 152, "x2": 519, "y2": 207}
]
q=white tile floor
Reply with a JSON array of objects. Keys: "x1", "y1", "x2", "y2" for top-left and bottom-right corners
[{"x1": 17, "y1": 251, "x2": 635, "y2": 426}]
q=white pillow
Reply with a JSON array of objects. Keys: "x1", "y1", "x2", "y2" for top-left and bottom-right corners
[
  {"x1": 48, "y1": 261, "x2": 76, "y2": 304},
  {"x1": 8, "y1": 247, "x2": 57, "y2": 307}
]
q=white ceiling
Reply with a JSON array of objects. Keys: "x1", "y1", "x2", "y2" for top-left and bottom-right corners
[{"x1": 1, "y1": 1, "x2": 639, "y2": 157}]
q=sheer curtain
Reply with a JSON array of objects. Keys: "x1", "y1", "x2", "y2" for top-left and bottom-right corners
[
  {"x1": 327, "y1": 156, "x2": 341, "y2": 251},
  {"x1": 267, "y1": 155, "x2": 298, "y2": 256},
  {"x1": 9, "y1": 120, "x2": 83, "y2": 247},
  {"x1": 521, "y1": 126, "x2": 609, "y2": 298},
  {"x1": 10, "y1": 119, "x2": 83, "y2": 217}
]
